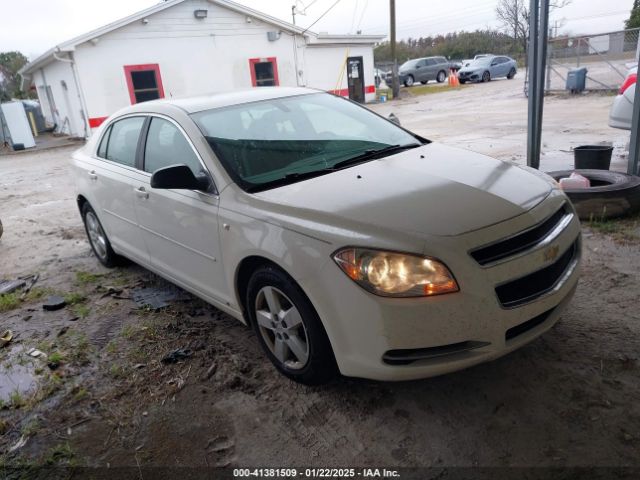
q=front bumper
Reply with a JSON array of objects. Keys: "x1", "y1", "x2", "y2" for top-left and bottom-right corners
[
  {"x1": 609, "y1": 94, "x2": 633, "y2": 130},
  {"x1": 305, "y1": 192, "x2": 581, "y2": 381},
  {"x1": 459, "y1": 71, "x2": 481, "y2": 82}
]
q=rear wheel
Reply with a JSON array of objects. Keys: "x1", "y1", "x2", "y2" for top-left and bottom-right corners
[
  {"x1": 507, "y1": 67, "x2": 516, "y2": 79},
  {"x1": 81, "y1": 203, "x2": 121, "y2": 268},
  {"x1": 404, "y1": 75, "x2": 414, "y2": 87},
  {"x1": 436, "y1": 70, "x2": 447, "y2": 83},
  {"x1": 459, "y1": 79, "x2": 467, "y2": 84},
  {"x1": 482, "y1": 71, "x2": 491, "y2": 82},
  {"x1": 246, "y1": 266, "x2": 338, "y2": 385}
]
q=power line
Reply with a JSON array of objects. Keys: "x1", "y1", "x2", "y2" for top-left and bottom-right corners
[
  {"x1": 301, "y1": 0, "x2": 343, "y2": 35},
  {"x1": 356, "y1": 0, "x2": 369, "y2": 31}
]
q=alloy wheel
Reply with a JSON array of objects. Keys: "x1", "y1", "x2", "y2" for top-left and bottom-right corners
[
  {"x1": 483, "y1": 71, "x2": 490, "y2": 82},
  {"x1": 405, "y1": 75, "x2": 414, "y2": 87},
  {"x1": 254, "y1": 286, "x2": 310, "y2": 370},
  {"x1": 85, "y1": 211, "x2": 108, "y2": 261}
]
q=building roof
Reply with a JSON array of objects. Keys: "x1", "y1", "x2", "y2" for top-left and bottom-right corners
[{"x1": 19, "y1": 0, "x2": 385, "y2": 77}]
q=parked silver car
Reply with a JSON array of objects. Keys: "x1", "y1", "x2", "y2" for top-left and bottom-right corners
[
  {"x1": 385, "y1": 56, "x2": 450, "y2": 87},
  {"x1": 458, "y1": 55, "x2": 517, "y2": 83}
]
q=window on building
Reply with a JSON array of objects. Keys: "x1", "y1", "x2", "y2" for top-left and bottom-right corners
[
  {"x1": 105, "y1": 116, "x2": 145, "y2": 167},
  {"x1": 249, "y1": 58, "x2": 279, "y2": 87},
  {"x1": 143, "y1": 117, "x2": 204, "y2": 176},
  {"x1": 123, "y1": 64, "x2": 164, "y2": 104}
]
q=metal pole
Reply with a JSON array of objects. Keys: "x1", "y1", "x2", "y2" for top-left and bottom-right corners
[
  {"x1": 390, "y1": 0, "x2": 400, "y2": 99},
  {"x1": 526, "y1": 0, "x2": 540, "y2": 168},
  {"x1": 292, "y1": 5, "x2": 296, "y2": 25},
  {"x1": 628, "y1": 47, "x2": 640, "y2": 175},
  {"x1": 533, "y1": 0, "x2": 550, "y2": 169},
  {"x1": 546, "y1": 27, "x2": 553, "y2": 92}
]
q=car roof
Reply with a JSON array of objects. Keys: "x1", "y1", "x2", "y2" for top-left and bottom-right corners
[{"x1": 121, "y1": 87, "x2": 320, "y2": 115}]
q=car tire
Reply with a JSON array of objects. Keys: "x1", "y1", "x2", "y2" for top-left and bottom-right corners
[
  {"x1": 459, "y1": 79, "x2": 467, "y2": 84},
  {"x1": 507, "y1": 68, "x2": 516, "y2": 79},
  {"x1": 547, "y1": 169, "x2": 640, "y2": 220},
  {"x1": 81, "y1": 203, "x2": 122, "y2": 268},
  {"x1": 436, "y1": 70, "x2": 447, "y2": 83},
  {"x1": 404, "y1": 75, "x2": 414, "y2": 87},
  {"x1": 246, "y1": 266, "x2": 339, "y2": 385},
  {"x1": 482, "y1": 71, "x2": 491, "y2": 82}
]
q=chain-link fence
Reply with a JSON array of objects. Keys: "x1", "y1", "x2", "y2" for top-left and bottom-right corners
[{"x1": 547, "y1": 28, "x2": 639, "y2": 91}]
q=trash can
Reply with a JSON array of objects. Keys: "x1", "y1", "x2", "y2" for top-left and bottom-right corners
[
  {"x1": 574, "y1": 145, "x2": 613, "y2": 170},
  {"x1": 566, "y1": 67, "x2": 587, "y2": 93}
]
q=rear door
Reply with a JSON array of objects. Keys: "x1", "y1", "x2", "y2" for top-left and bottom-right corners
[
  {"x1": 133, "y1": 115, "x2": 228, "y2": 304},
  {"x1": 84, "y1": 116, "x2": 149, "y2": 262}
]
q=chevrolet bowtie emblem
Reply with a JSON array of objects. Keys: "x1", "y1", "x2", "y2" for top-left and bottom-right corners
[{"x1": 544, "y1": 245, "x2": 560, "y2": 262}]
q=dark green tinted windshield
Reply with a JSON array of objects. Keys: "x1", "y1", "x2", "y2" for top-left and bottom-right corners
[{"x1": 191, "y1": 93, "x2": 421, "y2": 192}]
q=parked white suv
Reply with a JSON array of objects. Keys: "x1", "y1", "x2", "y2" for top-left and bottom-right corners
[{"x1": 73, "y1": 87, "x2": 581, "y2": 384}]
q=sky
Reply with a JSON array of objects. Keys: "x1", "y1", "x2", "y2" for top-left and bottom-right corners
[{"x1": 0, "y1": 0, "x2": 635, "y2": 60}]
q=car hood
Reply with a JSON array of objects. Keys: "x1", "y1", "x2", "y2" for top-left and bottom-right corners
[
  {"x1": 459, "y1": 65, "x2": 484, "y2": 73},
  {"x1": 250, "y1": 143, "x2": 551, "y2": 239}
]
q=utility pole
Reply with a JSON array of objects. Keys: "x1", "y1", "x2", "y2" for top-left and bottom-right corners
[
  {"x1": 292, "y1": 5, "x2": 296, "y2": 25},
  {"x1": 390, "y1": 0, "x2": 400, "y2": 99}
]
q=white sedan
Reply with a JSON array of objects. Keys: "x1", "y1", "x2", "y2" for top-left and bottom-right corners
[{"x1": 73, "y1": 87, "x2": 581, "y2": 384}]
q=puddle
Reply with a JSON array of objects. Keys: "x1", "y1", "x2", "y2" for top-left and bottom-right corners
[{"x1": 0, "y1": 356, "x2": 38, "y2": 404}]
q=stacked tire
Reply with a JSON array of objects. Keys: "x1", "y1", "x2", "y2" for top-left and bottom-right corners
[{"x1": 547, "y1": 169, "x2": 640, "y2": 220}]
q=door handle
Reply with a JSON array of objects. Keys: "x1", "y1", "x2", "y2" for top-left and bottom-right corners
[
  {"x1": 134, "y1": 186, "x2": 149, "y2": 199},
  {"x1": 88, "y1": 170, "x2": 98, "y2": 181}
]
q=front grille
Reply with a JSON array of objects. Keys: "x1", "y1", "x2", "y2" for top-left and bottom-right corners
[
  {"x1": 505, "y1": 307, "x2": 554, "y2": 341},
  {"x1": 383, "y1": 340, "x2": 490, "y2": 365},
  {"x1": 470, "y1": 204, "x2": 569, "y2": 266},
  {"x1": 495, "y1": 239, "x2": 578, "y2": 308}
]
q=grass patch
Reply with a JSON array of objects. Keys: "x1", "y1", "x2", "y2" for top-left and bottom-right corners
[
  {"x1": 44, "y1": 443, "x2": 77, "y2": 466},
  {"x1": 588, "y1": 212, "x2": 640, "y2": 243},
  {"x1": 109, "y1": 364, "x2": 127, "y2": 380},
  {"x1": 75, "y1": 271, "x2": 103, "y2": 285},
  {"x1": 21, "y1": 418, "x2": 41, "y2": 437},
  {"x1": 48, "y1": 352, "x2": 64, "y2": 364},
  {"x1": 10, "y1": 390, "x2": 25, "y2": 409},
  {"x1": 0, "y1": 293, "x2": 21, "y2": 312},
  {"x1": 63, "y1": 292, "x2": 86, "y2": 305},
  {"x1": 72, "y1": 303, "x2": 91, "y2": 319}
]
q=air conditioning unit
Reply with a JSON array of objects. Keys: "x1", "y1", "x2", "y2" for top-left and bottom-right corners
[{"x1": 267, "y1": 31, "x2": 281, "y2": 42}]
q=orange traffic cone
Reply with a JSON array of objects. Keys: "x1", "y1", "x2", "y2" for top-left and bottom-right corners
[
  {"x1": 450, "y1": 69, "x2": 459, "y2": 87},
  {"x1": 448, "y1": 70, "x2": 453, "y2": 86}
]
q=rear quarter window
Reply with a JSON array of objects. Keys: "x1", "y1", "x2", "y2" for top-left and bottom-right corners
[{"x1": 104, "y1": 117, "x2": 145, "y2": 168}]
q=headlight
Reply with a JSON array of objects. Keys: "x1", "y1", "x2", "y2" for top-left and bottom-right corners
[{"x1": 332, "y1": 247, "x2": 459, "y2": 297}]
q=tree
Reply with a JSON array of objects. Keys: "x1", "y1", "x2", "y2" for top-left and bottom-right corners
[
  {"x1": 0, "y1": 51, "x2": 29, "y2": 101},
  {"x1": 495, "y1": 0, "x2": 571, "y2": 55},
  {"x1": 626, "y1": 0, "x2": 640, "y2": 29}
]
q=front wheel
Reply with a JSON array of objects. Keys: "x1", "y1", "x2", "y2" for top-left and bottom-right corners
[
  {"x1": 507, "y1": 68, "x2": 516, "y2": 79},
  {"x1": 459, "y1": 79, "x2": 467, "y2": 84},
  {"x1": 404, "y1": 75, "x2": 414, "y2": 87},
  {"x1": 482, "y1": 71, "x2": 491, "y2": 82},
  {"x1": 246, "y1": 267, "x2": 338, "y2": 385},
  {"x1": 436, "y1": 70, "x2": 447, "y2": 83}
]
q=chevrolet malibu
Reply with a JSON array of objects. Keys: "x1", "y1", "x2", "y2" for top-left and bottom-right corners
[{"x1": 73, "y1": 87, "x2": 581, "y2": 384}]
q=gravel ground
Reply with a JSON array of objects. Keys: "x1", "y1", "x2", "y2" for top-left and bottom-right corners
[{"x1": 1, "y1": 82, "x2": 639, "y2": 476}]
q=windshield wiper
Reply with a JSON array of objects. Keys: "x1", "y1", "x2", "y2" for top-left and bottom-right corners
[{"x1": 332, "y1": 143, "x2": 420, "y2": 169}]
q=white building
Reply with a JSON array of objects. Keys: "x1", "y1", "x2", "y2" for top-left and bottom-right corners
[{"x1": 19, "y1": 0, "x2": 384, "y2": 138}]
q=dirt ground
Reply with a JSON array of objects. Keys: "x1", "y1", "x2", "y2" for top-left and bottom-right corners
[{"x1": 1, "y1": 79, "x2": 640, "y2": 476}]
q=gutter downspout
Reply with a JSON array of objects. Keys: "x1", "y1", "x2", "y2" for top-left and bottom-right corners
[{"x1": 53, "y1": 49, "x2": 91, "y2": 138}]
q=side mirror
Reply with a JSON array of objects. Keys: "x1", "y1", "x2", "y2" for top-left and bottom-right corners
[
  {"x1": 150, "y1": 164, "x2": 211, "y2": 191},
  {"x1": 388, "y1": 113, "x2": 401, "y2": 126}
]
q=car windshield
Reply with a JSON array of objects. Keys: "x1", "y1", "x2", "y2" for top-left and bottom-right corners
[
  {"x1": 191, "y1": 93, "x2": 422, "y2": 192},
  {"x1": 469, "y1": 57, "x2": 493, "y2": 67},
  {"x1": 400, "y1": 59, "x2": 419, "y2": 70}
]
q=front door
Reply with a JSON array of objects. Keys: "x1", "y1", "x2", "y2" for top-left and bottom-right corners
[
  {"x1": 89, "y1": 116, "x2": 150, "y2": 263},
  {"x1": 347, "y1": 56, "x2": 365, "y2": 103},
  {"x1": 133, "y1": 116, "x2": 228, "y2": 304}
]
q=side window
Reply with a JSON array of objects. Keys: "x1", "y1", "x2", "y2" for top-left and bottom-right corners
[
  {"x1": 144, "y1": 117, "x2": 204, "y2": 176},
  {"x1": 105, "y1": 117, "x2": 145, "y2": 167},
  {"x1": 97, "y1": 126, "x2": 111, "y2": 158},
  {"x1": 425, "y1": 58, "x2": 437, "y2": 66}
]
